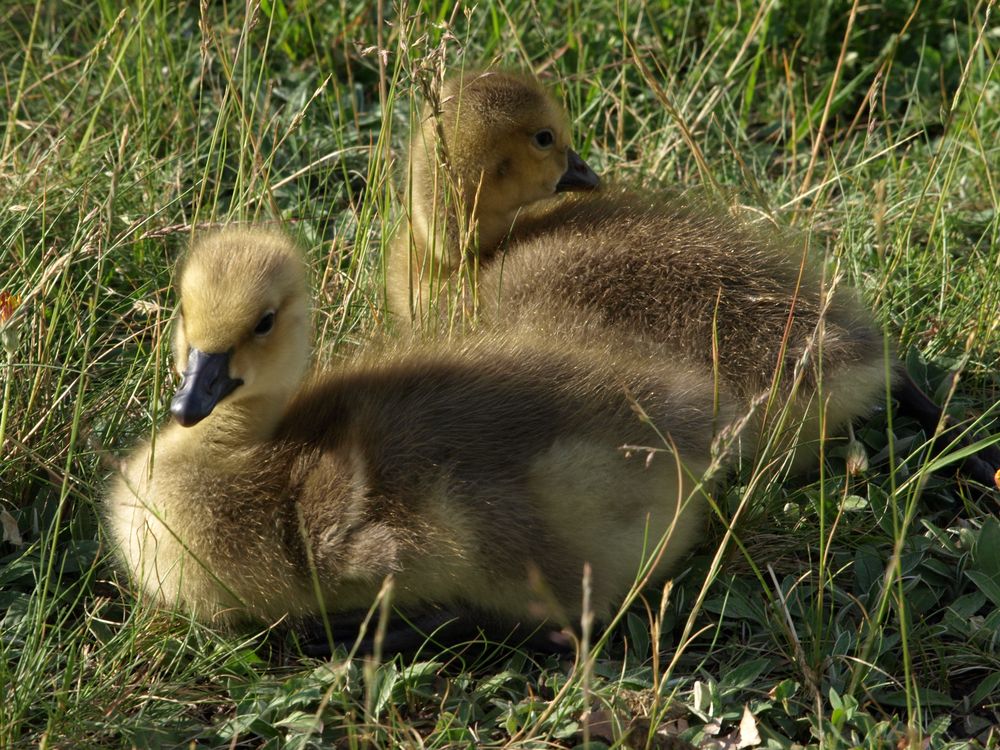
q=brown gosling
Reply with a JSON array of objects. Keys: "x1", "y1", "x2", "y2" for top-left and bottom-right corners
[
  {"x1": 389, "y1": 70, "x2": 999, "y2": 482},
  {"x1": 385, "y1": 70, "x2": 599, "y2": 327},
  {"x1": 106, "y1": 228, "x2": 727, "y2": 629}
]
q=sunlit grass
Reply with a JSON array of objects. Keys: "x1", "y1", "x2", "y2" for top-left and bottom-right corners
[{"x1": 1, "y1": 0, "x2": 999, "y2": 746}]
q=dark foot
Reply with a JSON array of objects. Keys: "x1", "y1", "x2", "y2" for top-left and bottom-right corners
[{"x1": 892, "y1": 371, "x2": 1000, "y2": 489}]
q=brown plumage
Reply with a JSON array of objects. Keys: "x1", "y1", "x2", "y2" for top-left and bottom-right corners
[
  {"x1": 479, "y1": 189, "x2": 891, "y2": 470},
  {"x1": 386, "y1": 70, "x2": 598, "y2": 326},
  {"x1": 106, "y1": 229, "x2": 726, "y2": 628}
]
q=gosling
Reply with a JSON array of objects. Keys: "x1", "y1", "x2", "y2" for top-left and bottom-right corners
[
  {"x1": 387, "y1": 70, "x2": 999, "y2": 482},
  {"x1": 106, "y1": 228, "x2": 726, "y2": 629}
]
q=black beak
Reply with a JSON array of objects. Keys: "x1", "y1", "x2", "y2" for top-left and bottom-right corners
[
  {"x1": 170, "y1": 347, "x2": 243, "y2": 427},
  {"x1": 555, "y1": 149, "x2": 600, "y2": 192}
]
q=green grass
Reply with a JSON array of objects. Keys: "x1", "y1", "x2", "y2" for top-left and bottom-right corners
[{"x1": 2, "y1": 0, "x2": 999, "y2": 746}]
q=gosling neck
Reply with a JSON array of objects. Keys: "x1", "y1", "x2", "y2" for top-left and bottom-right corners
[{"x1": 184, "y1": 391, "x2": 295, "y2": 448}]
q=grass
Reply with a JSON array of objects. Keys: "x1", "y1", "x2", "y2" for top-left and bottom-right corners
[{"x1": 1, "y1": 0, "x2": 999, "y2": 746}]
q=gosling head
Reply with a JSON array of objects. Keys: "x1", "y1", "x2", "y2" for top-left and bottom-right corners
[
  {"x1": 169, "y1": 229, "x2": 310, "y2": 428},
  {"x1": 415, "y1": 71, "x2": 599, "y2": 244}
]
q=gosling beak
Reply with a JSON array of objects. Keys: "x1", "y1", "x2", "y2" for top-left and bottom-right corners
[
  {"x1": 170, "y1": 347, "x2": 243, "y2": 427},
  {"x1": 555, "y1": 149, "x2": 600, "y2": 192}
]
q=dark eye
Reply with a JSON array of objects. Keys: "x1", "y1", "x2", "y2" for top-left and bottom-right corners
[
  {"x1": 254, "y1": 310, "x2": 276, "y2": 336},
  {"x1": 532, "y1": 129, "x2": 555, "y2": 149}
]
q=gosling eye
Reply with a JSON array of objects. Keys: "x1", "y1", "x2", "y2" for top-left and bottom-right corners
[
  {"x1": 532, "y1": 129, "x2": 555, "y2": 149},
  {"x1": 254, "y1": 310, "x2": 276, "y2": 336}
]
